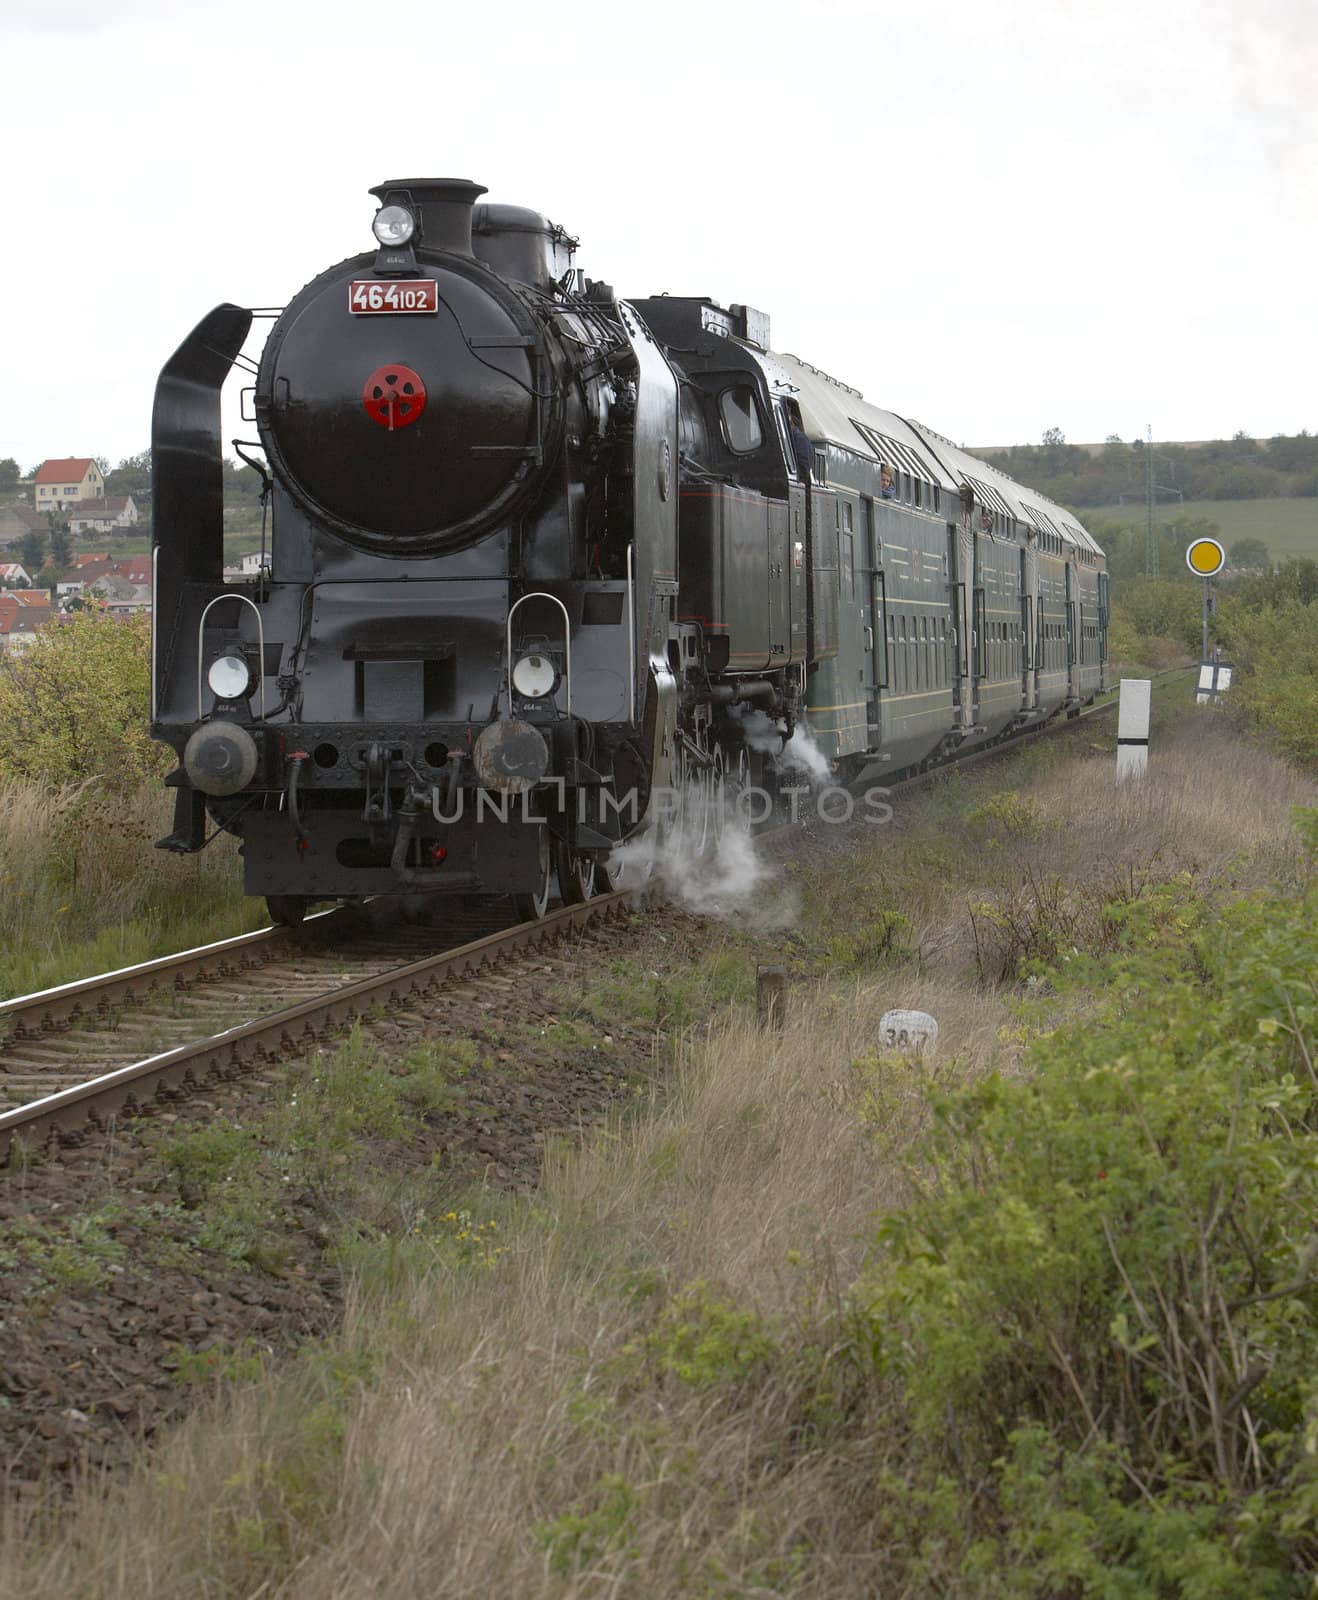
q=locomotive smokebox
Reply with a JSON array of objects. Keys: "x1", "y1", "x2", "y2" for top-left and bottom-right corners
[
  {"x1": 370, "y1": 177, "x2": 487, "y2": 255},
  {"x1": 254, "y1": 174, "x2": 561, "y2": 556}
]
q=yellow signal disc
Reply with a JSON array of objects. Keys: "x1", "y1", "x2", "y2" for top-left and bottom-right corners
[{"x1": 1186, "y1": 538, "x2": 1225, "y2": 576}]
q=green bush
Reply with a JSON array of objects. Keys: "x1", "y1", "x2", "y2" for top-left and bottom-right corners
[
  {"x1": 1109, "y1": 579, "x2": 1202, "y2": 656},
  {"x1": 0, "y1": 610, "x2": 166, "y2": 786},
  {"x1": 858, "y1": 839, "x2": 1318, "y2": 1590},
  {"x1": 1218, "y1": 597, "x2": 1318, "y2": 771}
]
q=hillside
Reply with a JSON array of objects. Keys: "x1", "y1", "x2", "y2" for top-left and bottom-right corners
[
  {"x1": 976, "y1": 430, "x2": 1318, "y2": 536},
  {"x1": 1093, "y1": 496, "x2": 1318, "y2": 561}
]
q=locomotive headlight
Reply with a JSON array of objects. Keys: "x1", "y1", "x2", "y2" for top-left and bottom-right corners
[
  {"x1": 372, "y1": 204, "x2": 415, "y2": 246},
  {"x1": 512, "y1": 653, "x2": 558, "y2": 699},
  {"x1": 208, "y1": 654, "x2": 253, "y2": 701}
]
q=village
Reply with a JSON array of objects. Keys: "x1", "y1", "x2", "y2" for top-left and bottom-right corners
[{"x1": 0, "y1": 455, "x2": 260, "y2": 653}]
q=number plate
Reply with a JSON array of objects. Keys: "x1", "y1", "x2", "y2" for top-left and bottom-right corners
[{"x1": 348, "y1": 279, "x2": 438, "y2": 315}]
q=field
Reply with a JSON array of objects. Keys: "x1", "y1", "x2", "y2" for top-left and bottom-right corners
[{"x1": 1101, "y1": 495, "x2": 1318, "y2": 560}]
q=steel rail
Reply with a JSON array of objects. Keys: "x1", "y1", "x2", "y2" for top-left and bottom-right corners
[
  {"x1": 0, "y1": 904, "x2": 352, "y2": 1040},
  {"x1": 0, "y1": 889, "x2": 643, "y2": 1161}
]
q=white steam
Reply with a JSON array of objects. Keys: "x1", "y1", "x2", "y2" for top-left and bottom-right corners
[
  {"x1": 777, "y1": 729, "x2": 832, "y2": 785},
  {"x1": 603, "y1": 713, "x2": 838, "y2": 930},
  {"x1": 607, "y1": 802, "x2": 798, "y2": 931},
  {"x1": 728, "y1": 706, "x2": 836, "y2": 788}
]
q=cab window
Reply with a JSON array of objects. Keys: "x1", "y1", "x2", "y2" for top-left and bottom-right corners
[
  {"x1": 773, "y1": 402, "x2": 799, "y2": 478},
  {"x1": 718, "y1": 386, "x2": 764, "y2": 454}
]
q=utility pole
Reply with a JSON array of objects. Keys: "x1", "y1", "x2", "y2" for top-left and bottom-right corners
[{"x1": 1144, "y1": 423, "x2": 1158, "y2": 578}]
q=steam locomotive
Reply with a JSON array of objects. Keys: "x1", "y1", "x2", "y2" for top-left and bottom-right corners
[{"x1": 151, "y1": 177, "x2": 1108, "y2": 924}]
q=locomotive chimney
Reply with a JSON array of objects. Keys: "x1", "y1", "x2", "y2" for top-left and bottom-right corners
[{"x1": 370, "y1": 178, "x2": 488, "y2": 256}]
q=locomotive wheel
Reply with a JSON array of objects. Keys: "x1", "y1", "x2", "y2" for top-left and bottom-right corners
[
  {"x1": 511, "y1": 828, "x2": 552, "y2": 922},
  {"x1": 266, "y1": 895, "x2": 308, "y2": 927},
  {"x1": 556, "y1": 838, "x2": 596, "y2": 904},
  {"x1": 672, "y1": 743, "x2": 712, "y2": 858},
  {"x1": 708, "y1": 743, "x2": 727, "y2": 847},
  {"x1": 728, "y1": 744, "x2": 752, "y2": 811},
  {"x1": 686, "y1": 754, "x2": 713, "y2": 857}
]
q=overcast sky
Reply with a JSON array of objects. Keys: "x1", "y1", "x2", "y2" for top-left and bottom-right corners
[{"x1": 2, "y1": 0, "x2": 1314, "y2": 472}]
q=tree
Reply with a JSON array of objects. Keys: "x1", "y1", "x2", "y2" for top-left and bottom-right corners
[
  {"x1": 0, "y1": 457, "x2": 19, "y2": 489},
  {"x1": 1227, "y1": 537, "x2": 1270, "y2": 571},
  {"x1": 0, "y1": 611, "x2": 165, "y2": 785},
  {"x1": 1266, "y1": 430, "x2": 1318, "y2": 474},
  {"x1": 48, "y1": 520, "x2": 73, "y2": 573},
  {"x1": 16, "y1": 527, "x2": 47, "y2": 573},
  {"x1": 1042, "y1": 427, "x2": 1066, "y2": 447},
  {"x1": 105, "y1": 450, "x2": 151, "y2": 499}
]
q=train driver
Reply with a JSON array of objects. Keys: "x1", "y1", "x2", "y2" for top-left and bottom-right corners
[{"x1": 879, "y1": 465, "x2": 897, "y2": 499}]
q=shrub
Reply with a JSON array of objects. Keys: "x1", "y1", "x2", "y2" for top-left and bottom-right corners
[
  {"x1": 0, "y1": 609, "x2": 165, "y2": 786},
  {"x1": 859, "y1": 857, "x2": 1318, "y2": 1588},
  {"x1": 1110, "y1": 579, "x2": 1202, "y2": 656},
  {"x1": 1218, "y1": 598, "x2": 1318, "y2": 771}
]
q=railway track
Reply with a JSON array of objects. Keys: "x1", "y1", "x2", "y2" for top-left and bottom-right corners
[
  {"x1": 0, "y1": 893, "x2": 644, "y2": 1161},
  {"x1": 0, "y1": 686, "x2": 1139, "y2": 1164}
]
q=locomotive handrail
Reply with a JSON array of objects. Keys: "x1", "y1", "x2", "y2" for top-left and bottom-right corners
[
  {"x1": 196, "y1": 592, "x2": 267, "y2": 720},
  {"x1": 507, "y1": 591, "x2": 572, "y2": 717}
]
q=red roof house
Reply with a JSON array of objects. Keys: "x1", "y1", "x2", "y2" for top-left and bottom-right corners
[{"x1": 32, "y1": 458, "x2": 103, "y2": 511}]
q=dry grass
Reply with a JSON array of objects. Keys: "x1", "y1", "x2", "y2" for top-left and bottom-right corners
[
  {"x1": 2, "y1": 701, "x2": 1312, "y2": 1598},
  {"x1": 0, "y1": 777, "x2": 260, "y2": 999},
  {"x1": 1, "y1": 981, "x2": 1010, "y2": 1599},
  {"x1": 1020, "y1": 710, "x2": 1313, "y2": 882}
]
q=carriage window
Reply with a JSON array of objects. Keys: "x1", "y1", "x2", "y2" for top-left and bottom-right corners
[
  {"x1": 718, "y1": 386, "x2": 764, "y2": 454},
  {"x1": 842, "y1": 531, "x2": 855, "y2": 600}
]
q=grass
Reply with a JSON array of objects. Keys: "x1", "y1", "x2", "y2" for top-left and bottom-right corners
[
  {"x1": 2, "y1": 706, "x2": 1313, "y2": 1596},
  {"x1": 0, "y1": 777, "x2": 263, "y2": 1000},
  {"x1": 1107, "y1": 496, "x2": 1318, "y2": 560},
  {"x1": 0, "y1": 1206, "x2": 127, "y2": 1296}
]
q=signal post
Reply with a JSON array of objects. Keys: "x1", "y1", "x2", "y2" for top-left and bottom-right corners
[{"x1": 1186, "y1": 537, "x2": 1233, "y2": 704}]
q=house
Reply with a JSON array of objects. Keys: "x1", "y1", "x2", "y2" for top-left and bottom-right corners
[
  {"x1": 222, "y1": 551, "x2": 268, "y2": 581},
  {"x1": 0, "y1": 562, "x2": 31, "y2": 587},
  {"x1": 33, "y1": 458, "x2": 104, "y2": 512},
  {"x1": 64, "y1": 554, "x2": 153, "y2": 613},
  {"x1": 0, "y1": 589, "x2": 49, "y2": 607},
  {"x1": 86, "y1": 574, "x2": 151, "y2": 614},
  {"x1": 67, "y1": 496, "x2": 139, "y2": 534},
  {"x1": 0, "y1": 505, "x2": 48, "y2": 542},
  {"x1": 0, "y1": 597, "x2": 52, "y2": 652},
  {"x1": 75, "y1": 555, "x2": 152, "y2": 588}
]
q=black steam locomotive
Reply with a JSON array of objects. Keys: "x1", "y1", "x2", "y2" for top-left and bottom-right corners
[{"x1": 151, "y1": 177, "x2": 1107, "y2": 924}]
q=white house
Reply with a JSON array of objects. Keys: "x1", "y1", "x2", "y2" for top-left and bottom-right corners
[{"x1": 67, "y1": 496, "x2": 139, "y2": 533}]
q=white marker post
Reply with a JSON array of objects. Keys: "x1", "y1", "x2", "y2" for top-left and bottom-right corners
[
  {"x1": 879, "y1": 1009, "x2": 939, "y2": 1055},
  {"x1": 1116, "y1": 678, "x2": 1151, "y2": 780}
]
